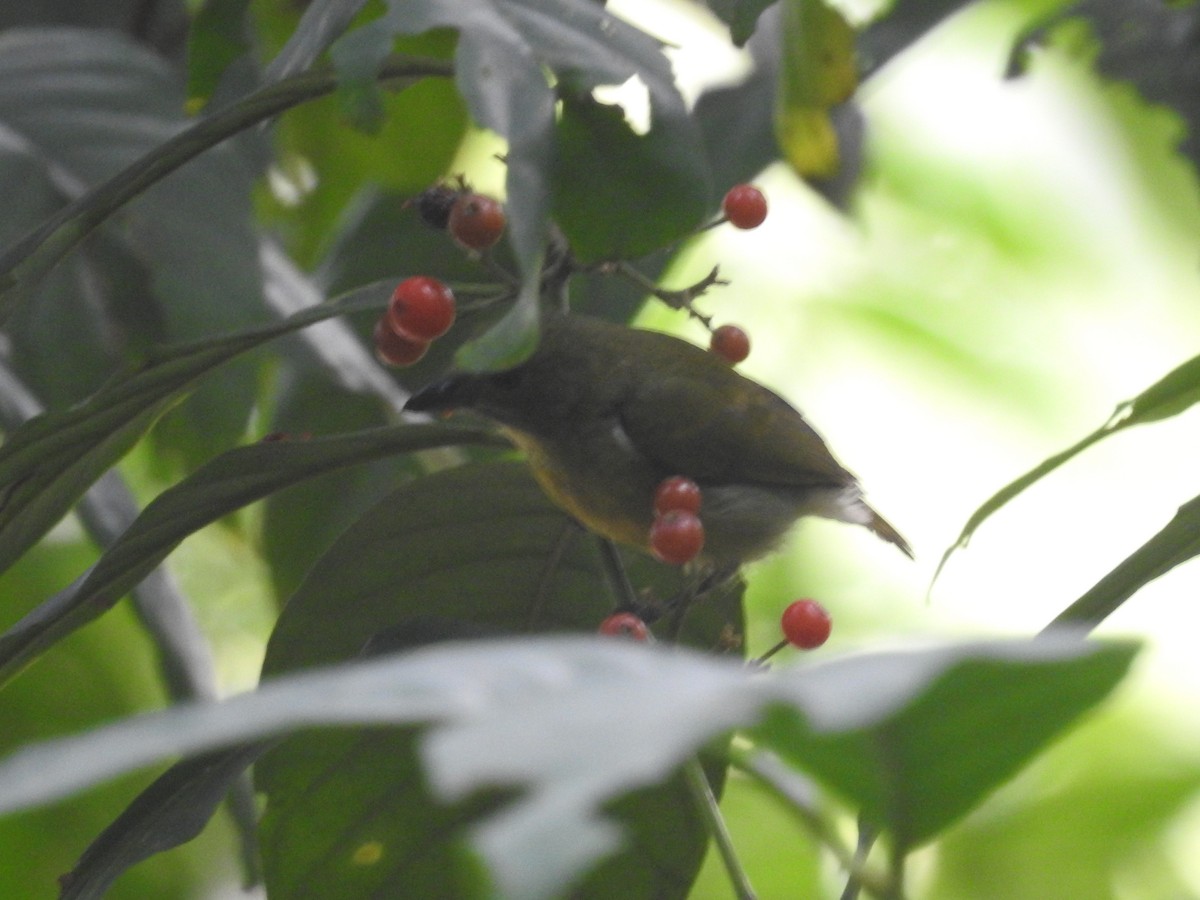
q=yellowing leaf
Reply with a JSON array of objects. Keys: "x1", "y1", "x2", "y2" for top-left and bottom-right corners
[{"x1": 774, "y1": 0, "x2": 858, "y2": 178}]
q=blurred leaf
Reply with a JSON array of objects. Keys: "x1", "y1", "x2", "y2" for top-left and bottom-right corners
[
  {"x1": 934, "y1": 352, "x2": 1200, "y2": 586},
  {"x1": 705, "y1": 0, "x2": 778, "y2": 46},
  {"x1": 0, "y1": 635, "x2": 1133, "y2": 898},
  {"x1": 0, "y1": 540, "x2": 222, "y2": 900},
  {"x1": 1050, "y1": 493, "x2": 1200, "y2": 630},
  {"x1": 1016, "y1": 0, "x2": 1200, "y2": 170},
  {"x1": 186, "y1": 0, "x2": 254, "y2": 108},
  {"x1": 775, "y1": 0, "x2": 857, "y2": 179},
  {"x1": 930, "y1": 709, "x2": 1200, "y2": 899},
  {"x1": 262, "y1": 0, "x2": 368, "y2": 83},
  {"x1": 0, "y1": 285, "x2": 391, "y2": 584},
  {"x1": 0, "y1": 44, "x2": 451, "y2": 319},
  {"x1": 58, "y1": 746, "x2": 265, "y2": 900},
  {"x1": 857, "y1": 0, "x2": 975, "y2": 78},
  {"x1": 0, "y1": 423, "x2": 502, "y2": 685},
  {"x1": 0, "y1": 27, "x2": 270, "y2": 462},
  {"x1": 257, "y1": 461, "x2": 742, "y2": 899},
  {"x1": 551, "y1": 93, "x2": 710, "y2": 263},
  {"x1": 751, "y1": 634, "x2": 1137, "y2": 851}
]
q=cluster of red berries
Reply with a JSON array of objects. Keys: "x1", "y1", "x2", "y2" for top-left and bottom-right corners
[
  {"x1": 374, "y1": 185, "x2": 510, "y2": 367},
  {"x1": 649, "y1": 475, "x2": 705, "y2": 565},
  {"x1": 373, "y1": 276, "x2": 456, "y2": 367}
]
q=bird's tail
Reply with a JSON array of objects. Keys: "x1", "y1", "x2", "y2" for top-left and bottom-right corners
[{"x1": 867, "y1": 508, "x2": 914, "y2": 559}]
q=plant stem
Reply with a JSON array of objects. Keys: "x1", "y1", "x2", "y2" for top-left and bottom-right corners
[{"x1": 684, "y1": 757, "x2": 757, "y2": 900}]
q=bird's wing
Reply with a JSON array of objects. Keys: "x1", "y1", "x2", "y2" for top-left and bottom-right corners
[{"x1": 618, "y1": 371, "x2": 853, "y2": 487}]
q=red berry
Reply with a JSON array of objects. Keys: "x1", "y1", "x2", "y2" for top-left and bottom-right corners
[
  {"x1": 649, "y1": 510, "x2": 705, "y2": 565},
  {"x1": 654, "y1": 476, "x2": 702, "y2": 516},
  {"x1": 710, "y1": 324, "x2": 750, "y2": 364},
  {"x1": 722, "y1": 184, "x2": 768, "y2": 229},
  {"x1": 598, "y1": 612, "x2": 650, "y2": 641},
  {"x1": 387, "y1": 276, "x2": 456, "y2": 342},
  {"x1": 373, "y1": 316, "x2": 429, "y2": 367},
  {"x1": 780, "y1": 599, "x2": 832, "y2": 650},
  {"x1": 448, "y1": 193, "x2": 506, "y2": 250}
]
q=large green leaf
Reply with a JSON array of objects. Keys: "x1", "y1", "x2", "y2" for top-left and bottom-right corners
[
  {"x1": 0, "y1": 284, "x2": 391, "y2": 582},
  {"x1": 935, "y1": 352, "x2": 1200, "y2": 586},
  {"x1": 0, "y1": 48, "x2": 452, "y2": 318},
  {"x1": 0, "y1": 634, "x2": 1135, "y2": 898},
  {"x1": 257, "y1": 461, "x2": 742, "y2": 899},
  {"x1": 1049, "y1": 493, "x2": 1200, "y2": 630},
  {"x1": 0, "y1": 423, "x2": 503, "y2": 686},
  {"x1": 0, "y1": 27, "x2": 269, "y2": 459},
  {"x1": 551, "y1": 93, "x2": 710, "y2": 263}
]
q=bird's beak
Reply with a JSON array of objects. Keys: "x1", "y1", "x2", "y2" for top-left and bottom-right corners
[{"x1": 404, "y1": 374, "x2": 479, "y2": 414}]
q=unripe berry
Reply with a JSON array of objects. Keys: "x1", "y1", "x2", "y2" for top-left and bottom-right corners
[
  {"x1": 780, "y1": 599, "x2": 832, "y2": 650},
  {"x1": 722, "y1": 184, "x2": 768, "y2": 229},
  {"x1": 649, "y1": 510, "x2": 705, "y2": 565},
  {"x1": 387, "y1": 276, "x2": 456, "y2": 342}
]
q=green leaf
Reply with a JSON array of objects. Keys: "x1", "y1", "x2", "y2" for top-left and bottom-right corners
[
  {"x1": 257, "y1": 461, "x2": 742, "y2": 899},
  {"x1": 1015, "y1": 0, "x2": 1200, "y2": 172},
  {"x1": 705, "y1": 0, "x2": 778, "y2": 46},
  {"x1": 0, "y1": 635, "x2": 1134, "y2": 898},
  {"x1": 453, "y1": 277, "x2": 543, "y2": 371},
  {"x1": 0, "y1": 50, "x2": 452, "y2": 318},
  {"x1": 0, "y1": 423, "x2": 503, "y2": 685},
  {"x1": 751, "y1": 634, "x2": 1138, "y2": 850},
  {"x1": 0, "y1": 284, "x2": 391, "y2": 582},
  {"x1": 775, "y1": 0, "x2": 858, "y2": 179},
  {"x1": 934, "y1": 352, "x2": 1200, "y2": 587},
  {"x1": 1050, "y1": 493, "x2": 1200, "y2": 630},
  {"x1": 551, "y1": 93, "x2": 710, "y2": 263},
  {"x1": 186, "y1": 0, "x2": 255, "y2": 109},
  {"x1": 58, "y1": 746, "x2": 265, "y2": 900}
]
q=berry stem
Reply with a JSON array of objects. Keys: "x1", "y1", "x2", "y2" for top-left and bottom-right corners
[
  {"x1": 596, "y1": 537, "x2": 640, "y2": 612},
  {"x1": 684, "y1": 757, "x2": 757, "y2": 900},
  {"x1": 609, "y1": 262, "x2": 728, "y2": 327}
]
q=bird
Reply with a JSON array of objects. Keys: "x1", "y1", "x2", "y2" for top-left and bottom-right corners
[{"x1": 405, "y1": 313, "x2": 911, "y2": 567}]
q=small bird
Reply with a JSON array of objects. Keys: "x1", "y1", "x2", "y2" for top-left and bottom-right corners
[{"x1": 405, "y1": 314, "x2": 911, "y2": 567}]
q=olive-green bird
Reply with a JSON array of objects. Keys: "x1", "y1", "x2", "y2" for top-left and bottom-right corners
[{"x1": 405, "y1": 314, "x2": 912, "y2": 566}]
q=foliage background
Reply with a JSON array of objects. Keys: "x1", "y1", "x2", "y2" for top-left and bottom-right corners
[{"x1": 1, "y1": 0, "x2": 1199, "y2": 898}]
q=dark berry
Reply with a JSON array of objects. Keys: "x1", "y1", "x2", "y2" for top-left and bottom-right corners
[{"x1": 413, "y1": 183, "x2": 460, "y2": 230}]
